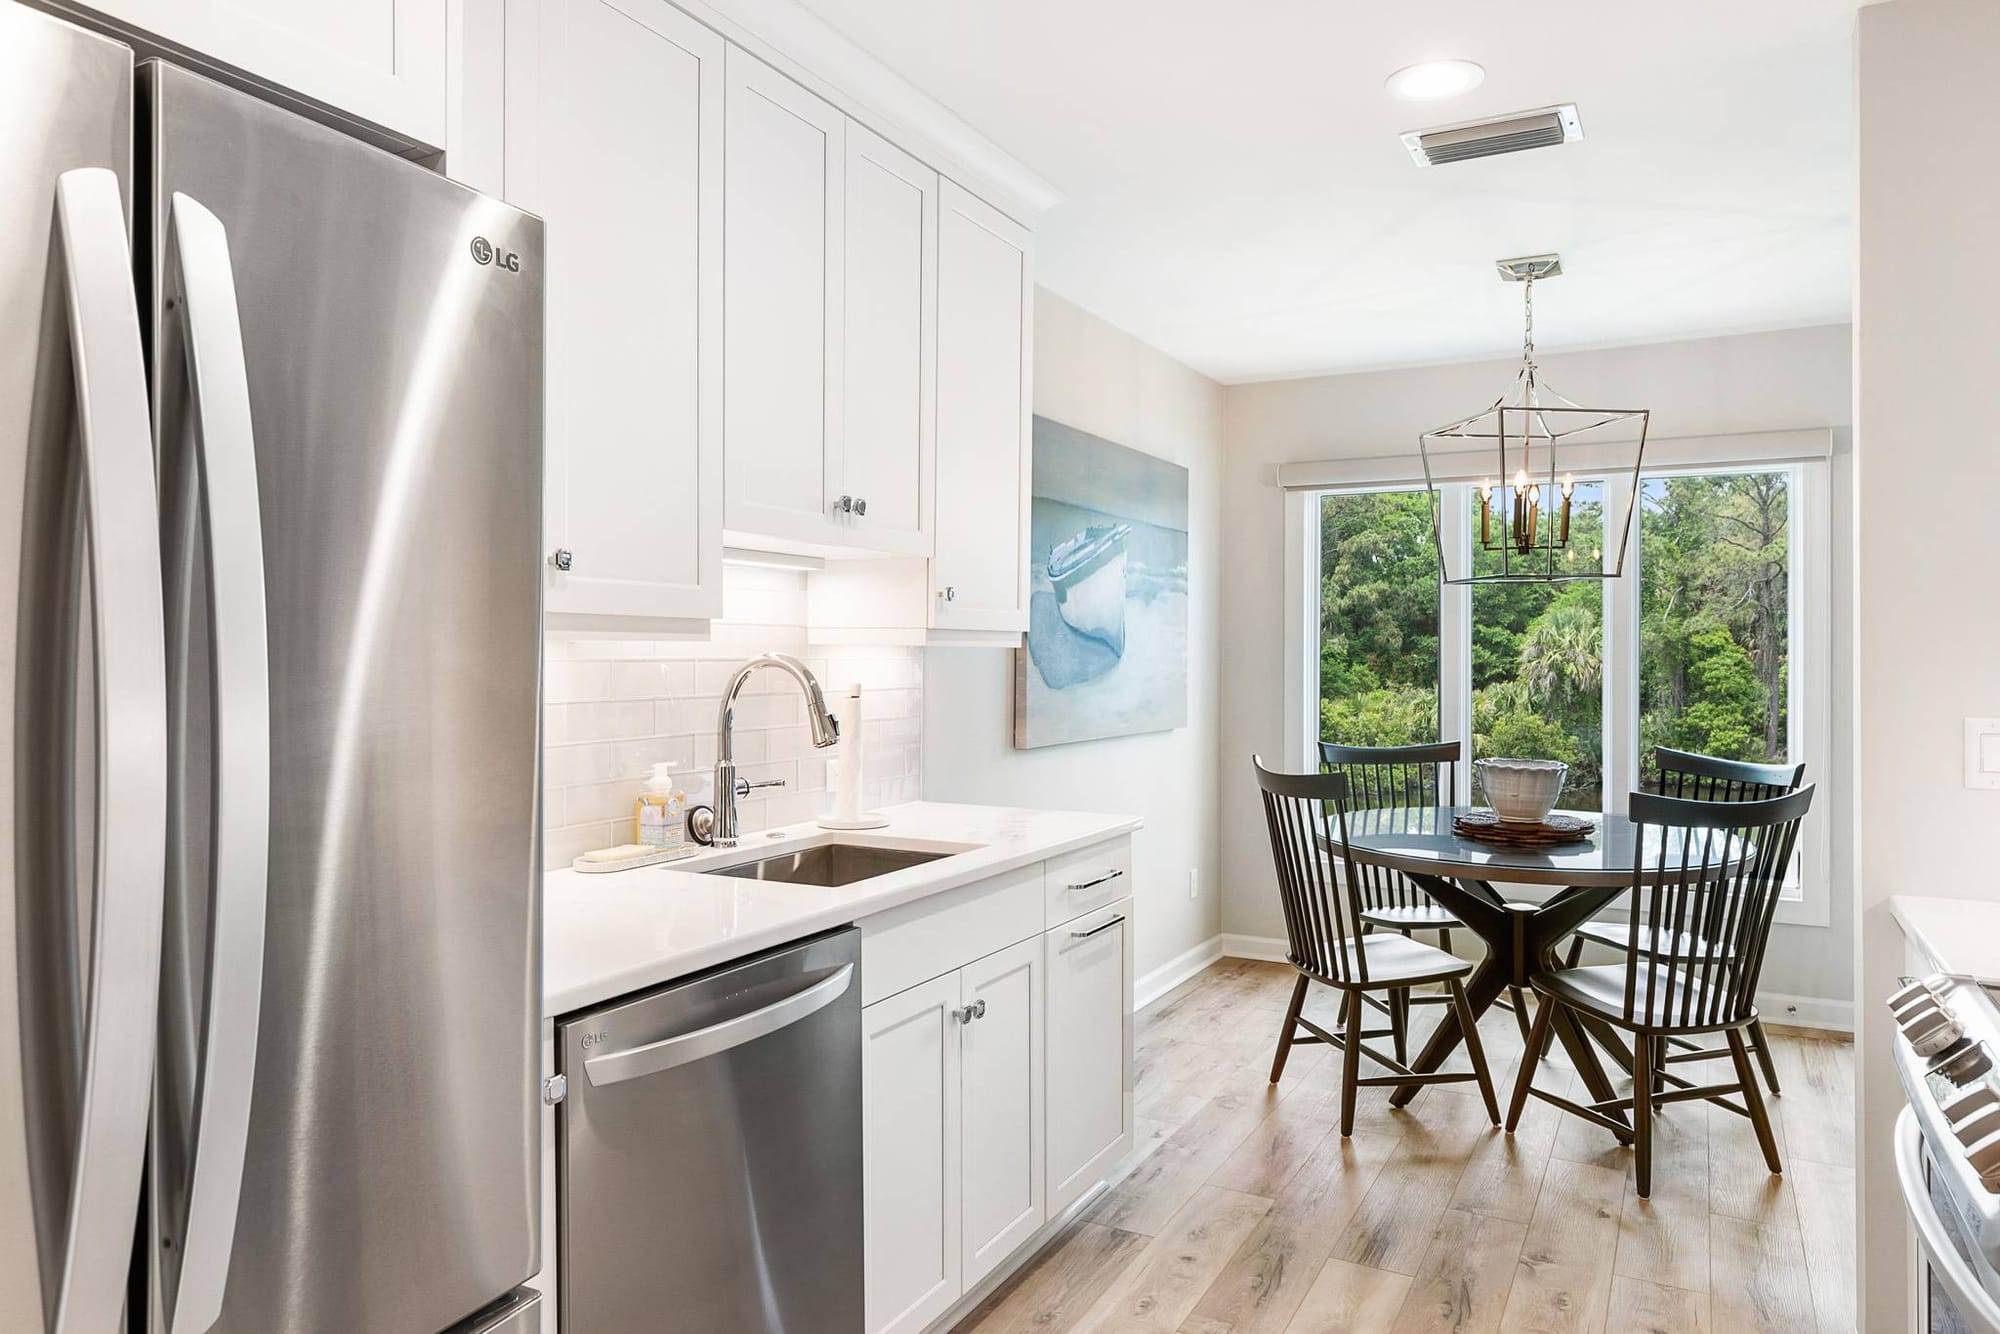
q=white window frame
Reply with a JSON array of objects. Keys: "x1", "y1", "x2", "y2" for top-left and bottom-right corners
[{"x1": 1281, "y1": 429, "x2": 1833, "y2": 927}]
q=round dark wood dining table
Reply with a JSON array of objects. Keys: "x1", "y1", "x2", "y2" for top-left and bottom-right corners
[{"x1": 1325, "y1": 804, "x2": 1702, "y2": 1131}]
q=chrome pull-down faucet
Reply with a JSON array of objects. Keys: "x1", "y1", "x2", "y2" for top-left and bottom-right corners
[{"x1": 700, "y1": 653, "x2": 840, "y2": 848}]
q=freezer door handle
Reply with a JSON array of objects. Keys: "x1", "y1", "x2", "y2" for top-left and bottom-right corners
[
  {"x1": 49, "y1": 167, "x2": 170, "y2": 1334},
  {"x1": 584, "y1": 964, "x2": 855, "y2": 1087},
  {"x1": 162, "y1": 192, "x2": 271, "y2": 1334}
]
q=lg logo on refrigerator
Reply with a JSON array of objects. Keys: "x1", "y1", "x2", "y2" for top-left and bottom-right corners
[{"x1": 469, "y1": 235, "x2": 521, "y2": 272}]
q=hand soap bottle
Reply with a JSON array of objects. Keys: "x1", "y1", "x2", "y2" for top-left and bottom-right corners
[{"x1": 634, "y1": 761, "x2": 687, "y2": 851}]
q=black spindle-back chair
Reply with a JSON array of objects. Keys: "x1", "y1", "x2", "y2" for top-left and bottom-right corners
[
  {"x1": 1255, "y1": 756, "x2": 1498, "y2": 1136},
  {"x1": 1320, "y1": 740, "x2": 1537, "y2": 1051},
  {"x1": 1566, "y1": 747, "x2": 1806, "y2": 1092},
  {"x1": 1508, "y1": 785, "x2": 1815, "y2": 1197}
]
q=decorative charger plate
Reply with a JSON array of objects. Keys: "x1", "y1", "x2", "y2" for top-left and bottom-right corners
[{"x1": 1452, "y1": 809, "x2": 1596, "y2": 848}]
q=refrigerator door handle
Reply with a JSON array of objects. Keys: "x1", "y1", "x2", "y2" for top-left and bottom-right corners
[
  {"x1": 49, "y1": 167, "x2": 170, "y2": 1334},
  {"x1": 162, "y1": 192, "x2": 271, "y2": 1334}
]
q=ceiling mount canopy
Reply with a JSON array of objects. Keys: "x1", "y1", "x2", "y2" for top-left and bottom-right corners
[{"x1": 1418, "y1": 253, "x2": 1649, "y2": 585}]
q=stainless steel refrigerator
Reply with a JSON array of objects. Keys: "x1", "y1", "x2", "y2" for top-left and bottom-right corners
[{"x1": 0, "y1": 3, "x2": 545, "y2": 1331}]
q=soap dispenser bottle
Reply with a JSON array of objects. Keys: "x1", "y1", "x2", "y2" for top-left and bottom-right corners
[{"x1": 634, "y1": 761, "x2": 686, "y2": 850}]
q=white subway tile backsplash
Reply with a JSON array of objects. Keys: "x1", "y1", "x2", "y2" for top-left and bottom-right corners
[{"x1": 540, "y1": 569, "x2": 922, "y2": 870}]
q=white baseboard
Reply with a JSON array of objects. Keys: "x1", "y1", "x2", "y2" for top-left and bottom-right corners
[
  {"x1": 1135, "y1": 936, "x2": 1225, "y2": 1009},
  {"x1": 1756, "y1": 991, "x2": 1854, "y2": 1034},
  {"x1": 1218, "y1": 932, "x2": 1289, "y2": 964},
  {"x1": 1202, "y1": 933, "x2": 1854, "y2": 1034}
]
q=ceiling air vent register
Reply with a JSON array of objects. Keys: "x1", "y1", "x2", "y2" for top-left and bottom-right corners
[{"x1": 1401, "y1": 103, "x2": 1583, "y2": 167}]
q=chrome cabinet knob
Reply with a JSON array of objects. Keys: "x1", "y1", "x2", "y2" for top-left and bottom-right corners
[
  {"x1": 853, "y1": 497, "x2": 867, "y2": 516},
  {"x1": 952, "y1": 999, "x2": 987, "y2": 1023},
  {"x1": 835, "y1": 495, "x2": 855, "y2": 515},
  {"x1": 549, "y1": 547, "x2": 574, "y2": 572},
  {"x1": 938, "y1": 585, "x2": 957, "y2": 602}
]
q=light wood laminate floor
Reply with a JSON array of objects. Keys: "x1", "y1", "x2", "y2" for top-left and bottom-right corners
[{"x1": 955, "y1": 957, "x2": 1855, "y2": 1334}]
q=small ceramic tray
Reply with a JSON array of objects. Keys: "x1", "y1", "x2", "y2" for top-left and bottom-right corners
[{"x1": 572, "y1": 844, "x2": 701, "y2": 874}]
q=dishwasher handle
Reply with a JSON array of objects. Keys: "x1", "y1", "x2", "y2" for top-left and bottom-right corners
[{"x1": 583, "y1": 963, "x2": 855, "y2": 1088}]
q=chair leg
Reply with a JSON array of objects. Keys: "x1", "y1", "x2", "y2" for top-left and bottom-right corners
[
  {"x1": 1632, "y1": 1034, "x2": 1655, "y2": 1199},
  {"x1": 1748, "y1": 1019, "x2": 1783, "y2": 1095},
  {"x1": 1439, "y1": 927, "x2": 1452, "y2": 955},
  {"x1": 1565, "y1": 935, "x2": 1585, "y2": 969},
  {"x1": 1508, "y1": 985, "x2": 1534, "y2": 1045},
  {"x1": 1390, "y1": 988, "x2": 1409, "y2": 1068},
  {"x1": 1452, "y1": 978, "x2": 1500, "y2": 1124},
  {"x1": 1727, "y1": 1027, "x2": 1783, "y2": 1176},
  {"x1": 1340, "y1": 985, "x2": 1364, "y2": 1137},
  {"x1": 1270, "y1": 972, "x2": 1309, "y2": 1084},
  {"x1": 1507, "y1": 991, "x2": 1557, "y2": 1133}
]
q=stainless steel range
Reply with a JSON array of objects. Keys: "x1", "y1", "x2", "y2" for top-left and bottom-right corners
[{"x1": 1891, "y1": 972, "x2": 2000, "y2": 1332}]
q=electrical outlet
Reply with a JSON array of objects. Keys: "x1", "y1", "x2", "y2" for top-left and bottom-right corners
[{"x1": 1188, "y1": 868, "x2": 1199, "y2": 901}]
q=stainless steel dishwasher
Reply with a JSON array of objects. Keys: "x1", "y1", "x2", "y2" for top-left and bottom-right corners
[{"x1": 557, "y1": 927, "x2": 862, "y2": 1332}]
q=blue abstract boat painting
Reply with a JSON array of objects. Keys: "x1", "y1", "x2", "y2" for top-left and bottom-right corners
[{"x1": 1015, "y1": 417, "x2": 1189, "y2": 749}]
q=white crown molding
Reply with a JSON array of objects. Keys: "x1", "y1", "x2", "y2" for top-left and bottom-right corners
[{"x1": 666, "y1": 0, "x2": 1063, "y2": 224}]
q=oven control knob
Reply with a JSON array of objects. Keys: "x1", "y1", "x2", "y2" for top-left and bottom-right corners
[
  {"x1": 1942, "y1": 1045, "x2": 1996, "y2": 1084},
  {"x1": 1892, "y1": 979, "x2": 1939, "y2": 1010},
  {"x1": 1968, "y1": 1130, "x2": 2000, "y2": 1191},
  {"x1": 1957, "y1": 1106, "x2": 2000, "y2": 1148},
  {"x1": 1909, "y1": 1011, "x2": 1968, "y2": 1057},
  {"x1": 1944, "y1": 1085, "x2": 2000, "y2": 1122}
]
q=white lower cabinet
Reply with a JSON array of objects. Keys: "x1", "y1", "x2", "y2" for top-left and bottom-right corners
[
  {"x1": 1044, "y1": 899, "x2": 1135, "y2": 1214},
  {"x1": 959, "y1": 937, "x2": 1045, "y2": 1286},
  {"x1": 863, "y1": 971, "x2": 963, "y2": 1334},
  {"x1": 862, "y1": 842, "x2": 1133, "y2": 1334}
]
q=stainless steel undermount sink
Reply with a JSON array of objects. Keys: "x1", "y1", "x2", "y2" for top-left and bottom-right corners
[{"x1": 705, "y1": 843, "x2": 952, "y2": 888}]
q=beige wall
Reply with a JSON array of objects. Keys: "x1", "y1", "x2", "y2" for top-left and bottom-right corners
[
  {"x1": 1855, "y1": 1, "x2": 2000, "y2": 1324},
  {"x1": 922, "y1": 289, "x2": 1226, "y2": 981},
  {"x1": 1218, "y1": 324, "x2": 1855, "y2": 1001}
]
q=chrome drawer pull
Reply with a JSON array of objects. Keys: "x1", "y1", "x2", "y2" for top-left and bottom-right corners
[
  {"x1": 1065, "y1": 870, "x2": 1124, "y2": 893},
  {"x1": 1063, "y1": 915, "x2": 1126, "y2": 951}
]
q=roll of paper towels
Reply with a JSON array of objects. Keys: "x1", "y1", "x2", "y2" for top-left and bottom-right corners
[{"x1": 832, "y1": 683, "x2": 863, "y2": 822}]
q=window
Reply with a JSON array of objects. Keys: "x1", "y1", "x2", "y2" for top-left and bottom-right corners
[
  {"x1": 1637, "y1": 472, "x2": 1790, "y2": 791},
  {"x1": 1471, "y1": 481, "x2": 1607, "y2": 810},
  {"x1": 1288, "y1": 447, "x2": 1829, "y2": 923},
  {"x1": 1315, "y1": 490, "x2": 1439, "y2": 746}
]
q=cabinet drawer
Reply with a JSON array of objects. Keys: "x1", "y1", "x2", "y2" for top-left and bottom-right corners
[
  {"x1": 861, "y1": 864, "x2": 1043, "y2": 1005},
  {"x1": 1044, "y1": 898, "x2": 1133, "y2": 1215},
  {"x1": 1043, "y1": 839, "x2": 1132, "y2": 926}
]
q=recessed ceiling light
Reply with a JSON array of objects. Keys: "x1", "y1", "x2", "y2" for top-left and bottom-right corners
[{"x1": 1386, "y1": 60, "x2": 1486, "y2": 102}]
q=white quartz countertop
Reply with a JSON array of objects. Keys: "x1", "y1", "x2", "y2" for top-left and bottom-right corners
[
  {"x1": 543, "y1": 801, "x2": 1142, "y2": 1016},
  {"x1": 1891, "y1": 894, "x2": 2000, "y2": 984}
]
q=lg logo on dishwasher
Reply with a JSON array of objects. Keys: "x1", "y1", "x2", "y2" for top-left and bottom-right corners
[{"x1": 470, "y1": 235, "x2": 521, "y2": 272}]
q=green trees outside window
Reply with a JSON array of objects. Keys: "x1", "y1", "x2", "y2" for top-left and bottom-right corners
[
  {"x1": 1637, "y1": 473, "x2": 1789, "y2": 789},
  {"x1": 1314, "y1": 471, "x2": 1791, "y2": 813}
]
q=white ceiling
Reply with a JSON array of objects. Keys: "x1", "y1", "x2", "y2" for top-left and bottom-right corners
[{"x1": 794, "y1": 0, "x2": 1859, "y2": 383}]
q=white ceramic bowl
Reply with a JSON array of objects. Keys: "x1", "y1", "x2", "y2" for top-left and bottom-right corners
[{"x1": 1474, "y1": 758, "x2": 1568, "y2": 824}]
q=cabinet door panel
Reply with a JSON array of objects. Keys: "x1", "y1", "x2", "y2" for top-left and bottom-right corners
[
  {"x1": 723, "y1": 49, "x2": 845, "y2": 547},
  {"x1": 1044, "y1": 899, "x2": 1133, "y2": 1215},
  {"x1": 863, "y1": 974, "x2": 961, "y2": 1334},
  {"x1": 933, "y1": 181, "x2": 1031, "y2": 631},
  {"x1": 91, "y1": 0, "x2": 445, "y2": 144},
  {"x1": 842, "y1": 123, "x2": 935, "y2": 556},
  {"x1": 960, "y1": 937, "x2": 1045, "y2": 1286},
  {"x1": 510, "y1": 0, "x2": 722, "y2": 623}
]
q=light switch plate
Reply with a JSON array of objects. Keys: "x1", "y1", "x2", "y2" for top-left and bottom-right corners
[{"x1": 1967, "y1": 718, "x2": 2000, "y2": 790}]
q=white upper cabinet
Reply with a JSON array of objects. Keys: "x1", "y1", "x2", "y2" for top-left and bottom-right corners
[
  {"x1": 723, "y1": 48, "x2": 847, "y2": 550},
  {"x1": 89, "y1": 0, "x2": 447, "y2": 145},
  {"x1": 506, "y1": 0, "x2": 724, "y2": 628},
  {"x1": 933, "y1": 180, "x2": 1032, "y2": 633},
  {"x1": 840, "y1": 124, "x2": 937, "y2": 557}
]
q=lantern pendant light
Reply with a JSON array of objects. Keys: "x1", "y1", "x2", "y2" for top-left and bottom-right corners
[{"x1": 1419, "y1": 255, "x2": 1649, "y2": 584}]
